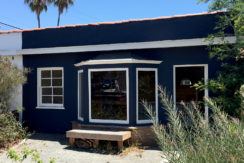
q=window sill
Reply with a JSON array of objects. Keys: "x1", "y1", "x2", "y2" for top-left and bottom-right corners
[
  {"x1": 78, "y1": 117, "x2": 84, "y2": 121},
  {"x1": 36, "y1": 106, "x2": 65, "y2": 110},
  {"x1": 137, "y1": 120, "x2": 153, "y2": 124}
]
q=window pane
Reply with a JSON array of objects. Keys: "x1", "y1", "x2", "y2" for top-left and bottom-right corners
[
  {"x1": 41, "y1": 79, "x2": 51, "y2": 86},
  {"x1": 52, "y1": 79, "x2": 62, "y2": 86},
  {"x1": 91, "y1": 71, "x2": 127, "y2": 120},
  {"x1": 53, "y1": 96, "x2": 63, "y2": 104},
  {"x1": 53, "y1": 88, "x2": 63, "y2": 95},
  {"x1": 52, "y1": 70, "x2": 62, "y2": 78},
  {"x1": 138, "y1": 71, "x2": 156, "y2": 120},
  {"x1": 41, "y1": 70, "x2": 51, "y2": 78},
  {"x1": 42, "y1": 96, "x2": 52, "y2": 103},
  {"x1": 42, "y1": 88, "x2": 52, "y2": 95}
]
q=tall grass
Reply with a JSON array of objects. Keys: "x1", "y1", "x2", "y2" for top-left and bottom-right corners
[{"x1": 144, "y1": 86, "x2": 244, "y2": 163}]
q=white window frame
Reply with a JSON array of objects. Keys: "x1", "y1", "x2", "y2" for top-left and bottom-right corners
[
  {"x1": 88, "y1": 68, "x2": 129, "y2": 124},
  {"x1": 136, "y1": 68, "x2": 158, "y2": 124},
  {"x1": 173, "y1": 64, "x2": 209, "y2": 120},
  {"x1": 78, "y1": 70, "x2": 84, "y2": 121},
  {"x1": 36, "y1": 67, "x2": 64, "y2": 110}
]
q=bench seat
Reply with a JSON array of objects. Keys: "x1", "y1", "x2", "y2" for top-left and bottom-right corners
[{"x1": 66, "y1": 129, "x2": 131, "y2": 151}]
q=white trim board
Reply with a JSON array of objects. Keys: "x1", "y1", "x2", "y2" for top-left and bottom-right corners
[
  {"x1": 173, "y1": 64, "x2": 209, "y2": 120},
  {"x1": 77, "y1": 70, "x2": 84, "y2": 121},
  {"x1": 75, "y1": 59, "x2": 163, "y2": 67},
  {"x1": 0, "y1": 36, "x2": 236, "y2": 56},
  {"x1": 88, "y1": 68, "x2": 129, "y2": 124}
]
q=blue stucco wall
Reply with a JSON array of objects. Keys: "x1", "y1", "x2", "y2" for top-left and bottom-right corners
[
  {"x1": 22, "y1": 13, "x2": 233, "y2": 49},
  {"x1": 23, "y1": 46, "x2": 221, "y2": 133}
]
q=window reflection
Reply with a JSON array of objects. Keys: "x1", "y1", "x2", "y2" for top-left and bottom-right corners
[
  {"x1": 138, "y1": 70, "x2": 156, "y2": 120},
  {"x1": 90, "y1": 70, "x2": 127, "y2": 120}
]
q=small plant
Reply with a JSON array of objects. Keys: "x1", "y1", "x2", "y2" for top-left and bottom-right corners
[
  {"x1": 144, "y1": 86, "x2": 244, "y2": 163},
  {"x1": 7, "y1": 147, "x2": 56, "y2": 163},
  {"x1": 0, "y1": 112, "x2": 27, "y2": 148}
]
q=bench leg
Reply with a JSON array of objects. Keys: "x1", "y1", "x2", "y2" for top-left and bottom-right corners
[
  {"x1": 69, "y1": 138, "x2": 75, "y2": 147},
  {"x1": 117, "y1": 141, "x2": 123, "y2": 152},
  {"x1": 93, "y1": 140, "x2": 99, "y2": 148}
]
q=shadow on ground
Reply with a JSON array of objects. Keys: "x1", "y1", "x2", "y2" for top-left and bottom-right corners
[{"x1": 28, "y1": 133, "x2": 68, "y2": 145}]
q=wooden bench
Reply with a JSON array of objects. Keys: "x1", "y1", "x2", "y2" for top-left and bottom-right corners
[{"x1": 66, "y1": 129, "x2": 131, "y2": 151}]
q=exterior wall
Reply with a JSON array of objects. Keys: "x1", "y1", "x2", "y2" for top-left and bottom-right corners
[
  {"x1": 0, "y1": 33, "x2": 23, "y2": 120},
  {"x1": 0, "y1": 33, "x2": 22, "y2": 51},
  {"x1": 22, "y1": 13, "x2": 232, "y2": 49},
  {"x1": 22, "y1": 46, "x2": 221, "y2": 133},
  {"x1": 0, "y1": 33, "x2": 22, "y2": 56},
  {"x1": 8, "y1": 55, "x2": 23, "y2": 113}
]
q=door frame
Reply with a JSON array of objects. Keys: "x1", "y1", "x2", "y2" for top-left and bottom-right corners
[{"x1": 173, "y1": 64, "x2": 209, "y2": 120}]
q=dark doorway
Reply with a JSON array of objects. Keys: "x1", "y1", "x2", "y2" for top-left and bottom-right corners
[{"x1": 175, "y1": 66, "x2": 205, "y2": 112}]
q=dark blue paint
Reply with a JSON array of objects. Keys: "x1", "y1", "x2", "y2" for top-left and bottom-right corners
[
  {"x1": 22, "y1": 13, "x2": 233, "y2": 49},
  {"x1": 23, "y1": 46, "x2": 222, "y2": 133}
]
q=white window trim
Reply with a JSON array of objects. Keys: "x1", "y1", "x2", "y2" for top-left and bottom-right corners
[
  {"x1": 173, "y1": 64, "x2": 209, "y2": 120},
  {"x1": 88, "y1": 68, "x2": 129, "y2": 124},
  {"x1": 136, "y1": 68, "x2": 158, "y2": 124},
  {"x1": 78, "y1": 70, "x2": 84, "y2": 121},
  {"x1": 36, "y1": 67, "x2": 64, "y2": 110}
]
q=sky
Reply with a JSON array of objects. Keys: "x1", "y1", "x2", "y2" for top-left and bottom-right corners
[{"x1": 0, "y1": 0, "x2": 210, "y2": 31}]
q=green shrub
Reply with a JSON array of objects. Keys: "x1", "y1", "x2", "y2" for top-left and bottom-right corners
[
  {"x1": 0, "y1": 112, "x2": 27, "y2": 148},
  {"x1": 145, "y1": 86, "x2": 244, "y2": 163},
  {"x1": 0, "y1": 56, "x2": 28, "y2": 113},
  {"x1": 0, "y1": 56, "x2": 28, "y2": 149},
  {"x1": 195, "y1": 0, "x2": 244, "y2": 117}
]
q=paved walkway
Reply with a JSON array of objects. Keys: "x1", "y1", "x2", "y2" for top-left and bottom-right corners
[{"x1": 0, "y1": 133, "x2": 164, "y2": 163}]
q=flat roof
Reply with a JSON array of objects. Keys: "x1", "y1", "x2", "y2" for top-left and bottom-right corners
[{"x1": 0, "y1": 11, "x2": 225, "y2": 34}]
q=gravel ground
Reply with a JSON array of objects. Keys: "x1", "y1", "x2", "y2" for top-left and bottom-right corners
[{"x1": 0, "y1": 133, "x2": 164, "y2": 163}]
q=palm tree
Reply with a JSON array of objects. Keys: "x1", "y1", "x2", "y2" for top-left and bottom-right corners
[
  {"x1": 54, "y1": 0, "x2": 74, "y2": 26},
  {"x1": 24, "y1": 0, "x2": 51, "y2": 28}
]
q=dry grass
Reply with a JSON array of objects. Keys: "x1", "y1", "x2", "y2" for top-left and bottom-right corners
[{"x1": 120, "y1": 145, "x2": 145, "y2": 157}]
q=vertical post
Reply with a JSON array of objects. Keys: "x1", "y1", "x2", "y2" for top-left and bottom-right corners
[
  {"x1": 69, "y1": 138, "x2": 75, "y2": 147},
  {"x1": 117, "y1": 141, "x2": 123, "y2": 152},
  {"x1": 93, "y1": 140, "x2": 99, "y2": 148}
]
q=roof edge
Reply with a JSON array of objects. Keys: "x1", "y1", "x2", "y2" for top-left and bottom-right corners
[{"x1": 0, "y1": 10, "x2": 225, "y2": 34}]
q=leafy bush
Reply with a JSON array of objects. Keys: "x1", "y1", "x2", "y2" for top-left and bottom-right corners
[
  {"x1": 145, "y1": 86, "x2": 244, "y2": 163},
  {"x1": 0, "y1": 112, "x2": 27, "y2": 148},
  {"x1": 0, "y1": 56, "x2": 28, "y2": 113},
  {"x1": 0, "y1": 56, "x2": 28, "y2": 148},
  {"x1": 195, "y1": 0, "x2": 244, "y2": 117}
]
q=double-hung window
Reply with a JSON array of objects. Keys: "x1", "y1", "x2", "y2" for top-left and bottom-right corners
[{"x1": 37, "y1": 67, "x2": 64, "y2": 109}]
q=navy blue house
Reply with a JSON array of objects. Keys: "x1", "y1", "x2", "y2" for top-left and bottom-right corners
[{"x1": 0, "y1": 11, "x2": 235, "y2": 136}]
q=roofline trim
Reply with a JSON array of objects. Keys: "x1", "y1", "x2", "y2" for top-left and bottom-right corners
[
  {"x1": 74, "y1": 58, "x2": 163, "y2": 67},
  {"x1": 0, "y1": 36, "x2": 236, "y2": 56}
]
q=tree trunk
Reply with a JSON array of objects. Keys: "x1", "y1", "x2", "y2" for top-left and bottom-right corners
[
  {"x1": 37, "y1": 14, "x2": 40, "y2": 28},
  {"x1": 57, "y1": 12, "x2": 61, "y2": 26}
]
